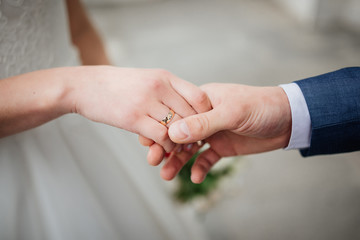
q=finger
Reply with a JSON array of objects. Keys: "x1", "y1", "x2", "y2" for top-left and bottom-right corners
[
  {"x1": 138, "y1": 135, "x2": 154, "y2": 146},
  {"x1": 168, "y1": 74, "x2": 212, "y2": 113},
  {"x1": 161, "y1": 113, "x2": 182, "y2": 128},
  {"x1": 168, "y1": 109, "x2": 224, "y2": 144},
  {"x1": 148, "y1": 143, "x2": 186, "y2": 167},
  {"x1": 134, "y1": 117, "x2": 175, "y2": 153},
  {"x1": 191, "y1": 147, "x2": 221, "y2": 184},
  {"x1": 147, "y1": 104, "x2": 182, "y2": 127},
  {"x1": 147, "y1": 143, "x2": 165, "y2": 166},
  {"x1": 160, "y1": 142, "x2": 202, "y2": 181},
  {"x1": 161, "y1": 89, "x2": 197, "y2": 118}
]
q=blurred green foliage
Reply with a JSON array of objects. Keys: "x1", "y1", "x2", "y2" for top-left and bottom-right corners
[{"x1": 174, "y1": 152, "x2": 233, "y2": 203}]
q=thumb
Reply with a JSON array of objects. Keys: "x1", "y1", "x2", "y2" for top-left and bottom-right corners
[{"x1": 168, "y1": 109, "x2": 223, "y2": 144}]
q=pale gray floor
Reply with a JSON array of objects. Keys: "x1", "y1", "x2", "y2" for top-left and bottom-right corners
[{"x1": 86, "y1": 0, "x2": 360, "y2": 239}]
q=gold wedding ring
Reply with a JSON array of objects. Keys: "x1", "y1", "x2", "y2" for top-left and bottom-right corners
[{"x1": 160, "y1": 109, "x2": 175, "y2": 126}]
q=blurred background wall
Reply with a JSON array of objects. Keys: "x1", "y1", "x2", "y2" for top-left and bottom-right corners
[
  {"x1": 275, "y1": 0, "x2": 360, "y2": 31},
  {"x1": 81, "y1": 0, "x2": 360, "y2": 239}
]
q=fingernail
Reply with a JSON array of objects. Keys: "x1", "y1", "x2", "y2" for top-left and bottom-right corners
[
  {"x1": 161, "y1": 166, "x2": 176, "y2": 181},
  {"x1": 171, "y1": 121, "x2": 190, "y2": 140},
  {"x1": 191, "y1": 174, "x2": 205, "y2": 184},
  {"x1": 176, "y1": 145, "x2": 183, "y2": 153}
]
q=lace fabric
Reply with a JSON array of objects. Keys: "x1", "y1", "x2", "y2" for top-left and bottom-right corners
[{"x1": 0, "y1": 0, "x2": 77, "y2": 79}]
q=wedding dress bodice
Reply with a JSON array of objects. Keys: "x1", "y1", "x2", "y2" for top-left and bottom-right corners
[{"x1": 0, "y1": 0, "x2": 78, "y2": 79}]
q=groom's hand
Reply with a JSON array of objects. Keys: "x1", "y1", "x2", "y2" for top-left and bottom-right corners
[{"x1": 160, "y1": 83, "x2": 292, "y2": 183}]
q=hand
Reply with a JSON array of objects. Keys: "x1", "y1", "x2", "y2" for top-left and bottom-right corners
[
  {"x1": 68, "y1": 66, "x2": 211, "y2": 153},
  {"x1": 160, "y1": 83, "x2": 291, "y2": 183}
]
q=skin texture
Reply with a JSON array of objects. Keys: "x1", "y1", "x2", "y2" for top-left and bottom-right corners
[
  {"x1": 68, "y1": 66, "x2": 210, "y2": 153},
  {"x1": 0, "y1": 0, "x2": 212, "y2": 155},
  {"x1": 142, "y1": 83, "x2": 292, "y2": 183},
  {"x1": 0, "y1": 66, "x2": 210, "y2": 153}
]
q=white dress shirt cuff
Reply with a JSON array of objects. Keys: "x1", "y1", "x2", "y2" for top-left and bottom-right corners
[{"x1": 279, "y1": 83, "x2": 311, "y2": 150}]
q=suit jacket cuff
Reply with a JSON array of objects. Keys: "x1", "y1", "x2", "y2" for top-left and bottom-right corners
[{"x1": 295, "y1": 67, "x2": 360, "y2": 156}]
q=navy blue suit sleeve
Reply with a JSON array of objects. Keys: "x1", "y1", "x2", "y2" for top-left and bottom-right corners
[{"x1": 295, "y1": 67, "x2": 360, "y2": 156}]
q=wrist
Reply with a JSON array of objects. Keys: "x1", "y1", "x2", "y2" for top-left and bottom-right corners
[
  {"x1": 0, "y1": 67, "x2": 79, "y2": 137},
  {"x1": 275, "y1": 86, "x2": 292, "y2": 148},
  {"x1": 53, "y1": 67, "x2": 81, "y2": 115},
  {"x1": 62, "y1": 65, "x2": 114, "y2": 116}
]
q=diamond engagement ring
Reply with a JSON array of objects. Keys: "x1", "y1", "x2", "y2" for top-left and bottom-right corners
[{"x1": 160, "y1": 109, "x2": 175, "y2": 126}]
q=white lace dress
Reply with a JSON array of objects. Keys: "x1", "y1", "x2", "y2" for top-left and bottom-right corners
[{"x1": 0, "y1": 1, "x2": 206, "y2": 240}]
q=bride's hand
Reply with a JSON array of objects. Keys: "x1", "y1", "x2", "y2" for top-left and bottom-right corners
[{"x1": 68, "y1": 66, "x2": 211, "y2": 153}]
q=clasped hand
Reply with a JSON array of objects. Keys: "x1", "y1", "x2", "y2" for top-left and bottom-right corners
[
  {"x1": 71, "y1": 66, "x2": 291, "y2": 184},
  {"x1": 139, "y1": 82, "x2": 292, "y2": 184}
]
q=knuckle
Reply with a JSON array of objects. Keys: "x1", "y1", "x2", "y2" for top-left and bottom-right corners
[
  {"x1": 172, "y1": 157, "x2": 183, "y2": 170},
  {"x1": 193, "y1": 91, "x2": 209, "y2": 109},
  {"x1": 193, "y1": 115, "x2": 210, "y2": 136},
  {"x1": 122, "y1": 111, "x2": 141, "y2": 129},
  {"x1": 196, "y1": 158, "x2": 211, "y2": 172},
  {"x1": 164, "y1": 158, "x2": 182, "y2": 178},
  {"x1": 146, "y1": 69, "x2": 174, "y2": 92},
  {"x1": 147, "y1": 77, "x2": 163, "y2": 91},
  {"x1": 156, "y1": 127, "x2": 169, "y2": 143},
  {"x1": 203, "y1": 157, "x2": 213, "y2": 169}
]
